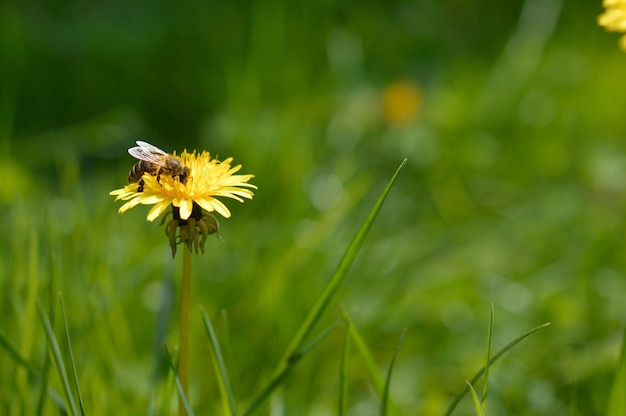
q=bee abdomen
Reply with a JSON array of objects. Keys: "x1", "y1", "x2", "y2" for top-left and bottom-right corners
[{"x1": 128, "y1": 161, "x2": 151, "y2": 183}]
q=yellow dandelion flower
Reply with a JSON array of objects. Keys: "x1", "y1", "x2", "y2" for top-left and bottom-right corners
[
  {"x1": 381, "y1": 79, "x2": 421, "y2": 125},
  {"x1": 111, "y1": 144, "x2": 256, "y2": 256},
  {"x1": 598, "y1": 0, "x2": 626, "y2": 51},
  {"x1": 110, "y1": 149, "x2": 256, "y2": 222}
]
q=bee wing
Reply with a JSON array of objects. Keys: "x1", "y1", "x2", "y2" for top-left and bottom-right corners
[{"x1": 128, "y1": 141, "x2": 169, "y2": 166}]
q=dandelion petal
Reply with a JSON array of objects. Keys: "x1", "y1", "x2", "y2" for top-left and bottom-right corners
[{"x1": 179, "y1": 199, "x2": 193, "y2": 220}]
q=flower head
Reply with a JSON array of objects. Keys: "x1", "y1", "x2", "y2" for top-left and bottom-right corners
[
  {"x1": 110, "y1": 147, "x2": 256, "y2": 256},
  {"x1": 381, "y1": 79, "x2": 421, "y2": 125},
  {"x1": 110, "y1": 149, "x2": 256, "y2": 221},
  {"x1": 599, "y1": 0, "x2": 626, "y2": 51}
]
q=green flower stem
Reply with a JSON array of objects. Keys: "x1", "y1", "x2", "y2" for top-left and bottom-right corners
[{"x1": 179, "y1": 246, "x2": 192, "y2": 415}]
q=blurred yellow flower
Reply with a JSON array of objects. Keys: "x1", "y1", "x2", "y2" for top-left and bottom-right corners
[
  {"x1": 381, "y1": 79, "x2": 421, "y2": 125},
  {"x1": 110, "y1": 150, "x2": 256, "y2": 222},
  {"x1": 598, "y1": 0, "x2": 626, "y2": 51}
]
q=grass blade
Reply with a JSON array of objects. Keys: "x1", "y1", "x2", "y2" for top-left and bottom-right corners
[
  {"x1": 164, "y1": 345, "x2": 196, "y2": 416},
  {"x1": 200, "y1": 306, "x2": 237, "y2": 416},
  {"x1": 607, "y1": 325, "x2": 626, "y2": 416},
  {"x1": 152, "y1": 357, "x2": 176, "y2": 416},
  {"x1": 274, "y1": 159, "x2": 407, "y2": 374},
  {"x1": 246, "y1": 159, "x2": 406, "y2": 413},
  {"x1": 243, "y1": 321, "x2": 342, "y2": 416},
  {"x1": 444, "y1": 322, "x2": 551, "y2": 416},
  {"x1": 38, "y1": 262, "x2": 58, "y2": 415},
  {"x1": 340, "y1": 309, "x2": 401, "y2": 415},
  {"x1": 465, "y1": 381, "x2": 485, "y2": 416},
  {"x1": 380, "y1": 328, "x2": 407, "y2": 416},
  {"x1": 481, "y1": 304, "x2": 494, "y2": 413},
  {"x1": 59, "y1": 292, "x2": 85, "y2": 416},
  {"x1": 0, "y1": 329, "x2": 66, "y2": 410},
  {"x1": 339, "y1": 309, "x2": 384, "y2": 394},
  {"x1": 338, "y1": 319, "x2": 351, "y2": 416},
  {"x1": 37, "y1": 300, "x2": 80, "y2": 416},
  {"x1": 0, "y1": 329, "x2": 40, "y2": 374}
]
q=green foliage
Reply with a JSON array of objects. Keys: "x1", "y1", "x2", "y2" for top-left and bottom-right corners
[
  {"x1": 443, "y1": 322, "x2": 551, "y2": 416},
  {"x1": 201, "y1": 307, "x2": 237, "y2": 416},
  {"x1": 2, "y1": 0, "x2": 626, "y2": 415},
  {"x1": 164, "y1": 346, "x2": 196, "y2": 416},
  {"x1": 465, "y1": 381, "x2": 485, "y2": 416},
  {"x1": 380, "y1": 328, "x2": 407, "y2": 416},
  {"x1": 481, "y1": 305, "x2": 494, "y2": 414},
  {"x1": 338, "y1": 319, "x2": 350, "y2": 416},
  {"x1": 37, "y1": 301, "x2": 79, "y2": 416},
  {"x1": 59, "y1": 293, "x2": 85, "y2": 415},
  {"x1": 607, "y1": 326, "x2": 626, "y2": 416}
]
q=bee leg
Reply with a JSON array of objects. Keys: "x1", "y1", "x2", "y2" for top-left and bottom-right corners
[
  {"x1": 179, "y1": 168, "x2": 190, "y2": 184},
  {"x1": 156, "y1": 167, "x2": 164, "y2": 184},
  {"x1": 138, "y1": 179, "x2": 145, "y2": 192}
]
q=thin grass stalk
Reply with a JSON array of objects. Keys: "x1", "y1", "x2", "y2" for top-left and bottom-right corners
[
  {"x1": 465, "y1": 381, "x2": 485, "y2": 416},
  {"x1": 243, "y1": 321, "x2": 342, "y2": 416},
  {"x1": 0, "y1": 330, "x2": 65, "y2": 410},
  {"x1": 179, "y1": 246, "x2": 192, "y2": 416},
  {"x1": 200, "y1": 306, "x2": 237, "y2": 416},
  {"x1": 37, "y1": 301, "x2": 80, "y2": 416},
  {"x1": 59, "y1": 293, "x2": 85, "y2": 415},
  {"x1": 380, "y1": 328, "x2": 407, "y2": 416},
  {"x1": 339, "y1": 309, "x2": 401, "y2": 415},
  {"x1": 339, "y1": 309, "x2": 384, "y2": 394},
  {"x1": 338, "y1": 320, "x2": 351, "y2": 416},
  {"x1": 273, "y1": 159, "x2": 407, "y2": 378},
  {"x1": 0, "y1": 330, "x2": 39, "y2": 377},
  {"x1": 166, "y1": 345, "x2": 196, "y2": 416},
  {"x1": 607, "y1": 325, "x2": 626, "y2": 416},
  {"x1": 39, "y1": 247, "x2": 61, "y2": 414},
  {"x1": 155, "y1": 358, "x2": 177, "y2": 416},
  {"x1": 444, "y1": 322, "x2": 551, "y2": 416},
  {"x1": 244, "y1": 160, "x2": 406, "y2": 414},
  {"x1": 481, "y1": 304, "x2": 494, "y2": 414}
]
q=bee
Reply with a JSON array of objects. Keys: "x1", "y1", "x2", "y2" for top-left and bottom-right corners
[{"x1": 127, "y1": 140, "x2": 190, "y2": 191}]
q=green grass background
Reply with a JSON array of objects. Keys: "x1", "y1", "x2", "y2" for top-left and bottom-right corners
[{"x1": 2, "y1": 0, "x2": 626, "y2": 414}]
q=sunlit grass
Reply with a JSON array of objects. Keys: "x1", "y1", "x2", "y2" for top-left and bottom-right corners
[
  {"x1": 1, "y1": 156, "x2": 558, "y2": 415},
  {"x1": 3, "y1": 2, "x2": 626, "y2": 414}
]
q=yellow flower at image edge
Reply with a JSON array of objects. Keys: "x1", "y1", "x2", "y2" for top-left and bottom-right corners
[
  {"x1": 110, "y1": 150, "x2": 256, "y2": 222},
  {"x1": 598, "y1": 0, "x2": 626, "y2": 51}
]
